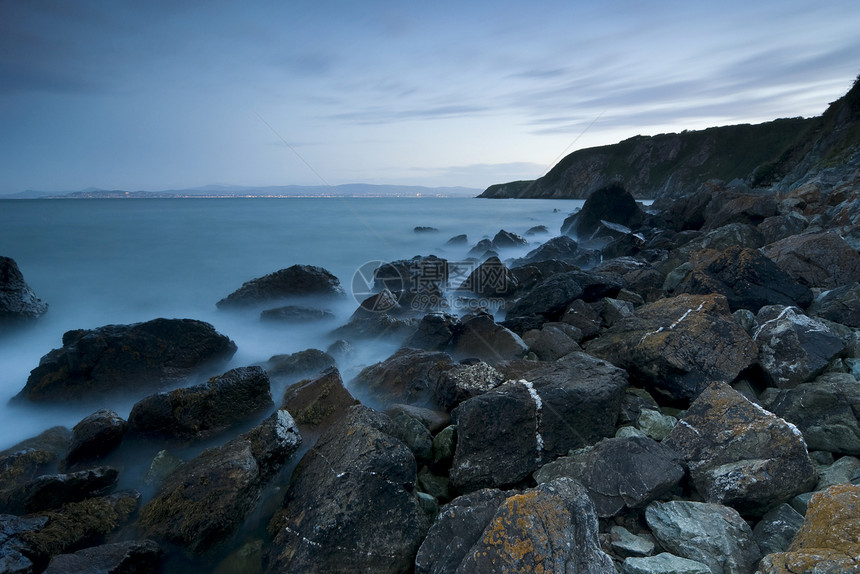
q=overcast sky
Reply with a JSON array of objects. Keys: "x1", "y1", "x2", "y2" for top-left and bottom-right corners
[{"x1": 1, "y1": 0, "x2": 859, "y2": 195}]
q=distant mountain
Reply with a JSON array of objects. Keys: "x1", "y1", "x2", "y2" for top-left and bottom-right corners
[
  {"x1": 480, "y1": 74, "x2": 860, "y2": 200},
  {"x1": 2, "y1": 184, "x2": 482, "y2": 199}
]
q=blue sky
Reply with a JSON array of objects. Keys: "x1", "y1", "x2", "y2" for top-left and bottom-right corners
[{"x1": 1, "y1": 0, "x2": 858, "y2": 194}]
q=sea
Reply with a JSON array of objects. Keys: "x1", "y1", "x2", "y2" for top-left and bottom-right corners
[{"x1": 0, "y1": 197, "x2": 584, "y2": 451}]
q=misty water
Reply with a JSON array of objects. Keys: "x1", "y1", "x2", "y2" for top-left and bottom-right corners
[{"x1": 0, "y1": 197, "x2": 583, "y2": 451}]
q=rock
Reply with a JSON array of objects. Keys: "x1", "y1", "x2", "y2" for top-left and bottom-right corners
[
  {"x1": 522, "y1": 322, "x2": 581, "y2": 360},
  {"x1": 281, "y1": 367, "x2": 359, "y2": 434},
  {"x1": 432, "y1": 426, "x2": 457, "y2": 467},
  {"x1": 673, "y1": 246, "x2": 813, "y2": 312},
  {"x1": 763, "y1": 230, "x2": 860, "y2": 289},
  {"x1": 17, "y1": 318, "x2": 237, "y2": 402},
  {"x1": 534, "y1": 436, "x2": 685, "y2": 517},
  {"x1": 445, "y1": 234, "x2": 468, "y2": 245},
  {"x1": 260, "y1": 305, "x2": 335, "y2": 322},
  {"x1": 213, "y1": 540, "x2": 265, "y2": 574},
  {"x1": 139, "y1": 410, "x2": 301, "y2": 554},
  {"x1": 127, "y1": 366, "x2": 274, "y2": 441},
  {"x1": 388, "y1": 410, "x2": 434, "y2": 464},
  {"x1": 610, "y1": 525, "x2": 656, "y2": 558},
  {"x1": 757, "y1": 484, "x2": 860, "y2": 573},
  {"x1": 758, "y1": 213, "x2": 808, "y2": 244},
  {"x1": 645, "y1": 500, "x2": 762, "y2": 574},
  {"x1": 761, "y1": 377, "x2": 860, "y2": 455},
  {"x1": 415, "y1": 226, "x2": 439, "y2": 233},
  {"x1": 752, "y1": 503, "x2": 805, "y2": 556},
  {"x1": 332, "y1": 312, "x2": 420, "y2": 341},
  {"x1": 373, "y1": 255, "x2": 449, "y2": 294},
  {"x1": 492, "y1": 229, "x2": 528, "y2": 249},
  {"x1": 43, "y1": 539, "x2": 162, "y2": 574},
  {"x1": 384, "y1": 404, "x2": 451, "y2": 434},
  {"x1": 637, "y1": 409, "x2": 677, "y2": 441},
  {"x1": 752, "y1": 305, "x2": 846, "y2": 389},
  {"x1": 526, "y1": 225, "x2": 549, "y2": 235},
  {"x1": 0, "y1": 427, "x2": 71, "y2": 492},
  {"x1": 561, "y1": 298, "x2": 603, "y2": 339},
  {"x1": 404, "y1": 313, "x2": 459, "y2": 351},
  {"x1": 704, "y1": 193, "x2": 779, "y2": 231},
  {"x1": 352, "y1": 288, "x2": 404, "y2": 317},
  {"x1": 663, "y1": 382, "x2": 817, "y2": 515},
  {"x1": 455, "y1": 256, "x2": 519, "y2": 298},
  {"x1": 622, "y1": 553, "x2": 711, "y2": 574},
  {"x1": 451, "y1": 312, "x2": 527, "y2": 364},
  {"x1": 514, "y1": 235, "x2": 581, "y2": 266},
  {"x1": 417, "y1": 472, "x2": 451, "y2": 503},
  {"x1": 265, "y1": 348, "x2": 336, "y2": 379},
  {"x1": 265, "y1": 406, "x2": 429, "y2": 574},
  {"x1": 0, "y1": 256, "x2": 48, "y2": 323},
  {"x1": 585, "y1": 294, "x2": 758, "y2": 403},
  {"x1": 809, "y1": 282, "x2": 860, "y2": 327},
  {"x1": 600, "y1": 297, "x2": 636, "y2": 327},
  {"x1": 467, "y1": 239, "x2": 495, "y2": 258},
  {"x1": 816, "y1": 455, "x2": 860, "y2": 490},
  {"x1": 0, "y1": 514, "x2": 49, "y2": 574},
  {"x1": 660, "y1": 223, "x2": 765, "y2": 277},
  {"x1": 433, "y1": 361, "x2": 506, "y2": 411},
  {"x1": 561, "y1": 183, "x2": 645, "y2": 237},
  {"x1": 65, "y1": 409, "x2": 127, "y2": 467},
  {"x1": 216, "y1": 264, "x2": 345, "y2": 308},
  {"x1": 352, "y1": 347, "x2": 455, "y2": 408},
  {"x1": 142, "y1": 450, "x2": 183, "y2": 488},
  {"x1": 0, "y1": 466, "x2": 119, "y2": 515},
  {"x1": 507, "y1": 270, "x2": 622, "y2": 320},
  {"x1": 326, "y1": 339, "x2": 353, "y2": 359}
]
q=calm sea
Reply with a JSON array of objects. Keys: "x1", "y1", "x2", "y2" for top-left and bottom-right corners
[{"x1": 0, "y1": 197, "x2": 582, "y2": 450}]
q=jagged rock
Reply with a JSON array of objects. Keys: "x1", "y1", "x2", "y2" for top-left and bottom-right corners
[
  {"x1": 704, "y1": 193, "x2": 779, "y2": 230},
  {"x1": 600, "y1": 297, "x2": 636, "y2": 327},
  {"x1": 513, "y1": 235, "x2": 581, "y2": 266},
  {"x1": 510, "y1": 260, "x2": 578, "y2": 293},
  {"x1": 467, "y1": 239, "x2": 495, "y2": 258},
  {"x1": 127, "y1": 366, "x2": 274, "y2": 441},
  {"x1": 352, "y1": 288, "x2": 404, "y2": 317},
  {"x1": 0, "y1": 427, "x2": 71, "y2": 492},
  {"x1": 756, "y1": 484, "x2": 860, "y2": 573},
  {"x1": 585, "y1": 294, "x2": 758, "y2": 403},
  {"x1": 0, "y1": 256, "x2": 48, "y2": 323},
  {"x1": 637, "y1": 409, "x2": 677, "y2": 441},
  {"x1": 645, "y1": 500, "x2": 761, "y2": 574},
  {"x1": 43, "y1": 539, "x2": 162, "y2": 574},
  {"x1": 758, "y1": 213, "x2": 808, "y2": 244},
  {"x1": 663, "y1": 382, "x2": 817, "y2": 515},
  {"x1": 752, "y1": 305, "x2": 846, "y2": 389},
  {"x1": 673, "y1": 246, "x2": 813, "y2": 312},
  {"x1": 445, "y1": 234, "x2": 468, "y2": 245},
  {"x1": 433, "y1": 361, "x2": 506, "y2": 411},
  {"x1": 281, "y1": 367, "x2": 359, "y2": 433},
  {"x1": 352, "y1": 347, "x2": 455, "y2": 408},
  {"x1": 610, "y1": 526, "x2": 656, "y2": 558},
  {"x1": 389, "y1": 410, "x2": 434, "y2": 464},
  {"x1": 0, "y1": 514, "x2": 49, "y2": 574},
  {"x1": 622, "y1": 553, "x2": 711, "y2": 574},
  {"x1": 753, "y1": 504, "x2": 805, "y2": 556},
  {"x1": 816, "y1": 455, "x2": 860, "y2": 490},
  {"x1": 651, "y1": 184, "x2": 716, "y2": 231},
  {"x1": 17, "y1": 318, "x2": 237, "y2": 402},
  {"x1": 404, "y1": 313, "x2": 459, "y2": 351},
  {"x1": 562, "y1": 184, "x2": 645, "y2": 237},
  {"x1": 507, "y1": 270, "x2": 622, "y2": 320},
  {"x1": 762, "y1": 230, "x2": 860, "y2": 289},
  {"x1": 522, "y1": 322, "x2": 581, "y2": 360},
  {"x1": 455, "y1": 256, "x2": 518, "y2": 297},
  {"x1": 385, "y1": 404, "x2": 451, "y2": 434},
  {"x1": 761, "y1": 376, "x2": 860, "y2": 455},
  {"x1": 332, "y1": 312, "x2": 420, "y2": 341},
  {"x1": 451, "y1": 312, "x2": 527, "y2": 364},
  {"x1": 533, "y1": 436, "x2": 685, "y2": 517},
  {"x1": 66, "y1": 409, "x2": 127, "y2": 467},
  {"x1": 216, "y1": 264, "x2": 345, "y2": 308},
  {"x1": 0, "y1": 466, "x2": 119, "y2": 515},
  {"x1": 809, "y1": 282, "x2": 860, "y2": 327},
  {"x1": 326, "y1": 339, "x2": 353, "y2": 359},
  {"x1": 561, "y1": 298, "x2": 602, "y2": 339},
  {"x1": 265, "y1": 406, "x2": 429, "y2": 574},
  {"x1": 373, "y1": 255, "x2": 449, "y2": 293},
  {"x1": 260, "y1": 305, "x2": 335, "y2": 323},
  {"x1": 265, "y1": 348, "x2": 336, "y2": 378},
  {"x1": 660, "y1": 223, "x2": 765, "y2": 277},
  {"x1": 142, "y1": 450, "x2": 183, "y2": 488},
  {"x1": 491, "y1": 229, "x2": 528, "y2": 249}
]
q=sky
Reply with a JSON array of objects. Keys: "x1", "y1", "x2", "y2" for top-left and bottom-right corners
[{"x1": 1, "y1": 0, "x2": 859, "y2": 195}]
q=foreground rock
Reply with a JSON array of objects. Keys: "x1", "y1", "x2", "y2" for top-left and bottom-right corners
[
  {"x1": 0, "y1": 427, "x2": 71, "y2": 492},
  {"x1": 762, "y1": 230, "x2": 860, "y2": 289},
  {"x1": 281, "y1": 367, "x2": 359, "y2": 434},
  {"x1": 352, "y1": 348, "x2": 455, "y2": 408},
  {"x1": 216, "y1": 264, "x2": 345, "y2": 308},
  {"x1": 265, "y1": 406, "x2": 429, "y2": 573},
  {"x1": 0, "y1": 256, "x2": 48, "y2": 323},
  {"x1": 450, "y1": 312, "x2": 528, "y2": 364},
  {"x1": 65, "y1": 409, "x2": 127, "y2": 468},
  {"x1": 561, "y1": 183, "x2": 645, "y2": 238},
  {"x1": 17, "y1": 318, "x2": 237, "y2": 402},
  {"x1": 139, "y1": 410, "x2": 301, "y2": 554},
  {"x1": 43, "y1": 539, "x2": 162, "y2": 574},
  {"x1": 0, "y1": 465, "x2": 119, "y2": 515}
]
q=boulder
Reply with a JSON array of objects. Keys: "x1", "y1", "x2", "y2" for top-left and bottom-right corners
[
  {"x1": 585, "y1": 294, "x2": 758, "y2": 403},
  {"x1": 561, "y1": 183, "x2": 645, "y2": 238},
  {"x1": 491, "y1": 229, "x2": 528, "y2": 249},
  {"x1": 526, "y1": 225, "x2": 549, "y2": 235},
  {"x1": 281, "y1": 367, "x2": 358, "y2": 434},
  {"x1": 260, "y1": 305, "x2": 335, "y2": 323},
  {"x1": 622, "y1": 553, "x2": 711, "y2": 574},
  {"x1": 0, "y1": 465, "x2": 118, "y2": 515},
  {"x1": 507, "y1": 270, "x2": 622, "y2": 320},
  {"x1": 404, "y1": 313, "x2": 459, "y2": 351},
  {"x1": 352, "y1": 347, "x2": 455, "y2": 408},
  {"x1": 752, "y1": 305, "x2": 846, "y2": 389},
  {"x1": 352, "y1": 288, "x2": 405, "y2": 317},
  {"x1": 385, "y1": 404, "x2": 451, "y2": 434},
  {"x1": 445, "y1": 234, "x2": 468, "y2": 245},
  {"x1": 703, "y1": 193, "x2": 779, "y2": 231},
  {"x1": 65, "y1": 409, "x2": 127, "y2": 467},
  {"x1": 265, "y1": 406, "x2": 429, "y2": 574},
  {"x1": 663, "y1": 382, "x2": 817, "y2": 515},
  {"x1": 758, "y1": 213, "x2": 808, "y2": 244},
  {"x1": 373, "y1": 255, "x2": 449, "y2": 294},
  {"x1": 645, "y1": 500, "x2": 761, "y2": 574},
  {"x1": 43, "y1": 539, "x2": 162, "y2": 574},
  {"x1": 332, "y1": 312, "x2": 420, "y2": 341},
  {"x1": 809, "y1": 282, "x2": 860, "y2": 327},
  {"x1": 216, "y1": 264, "x2": 345, "y2": 308},
  {"x1": 610, "y1": 526, "x2": 656, "y2": 558},
  {"x1": 752, "y1": 504, "x2": 805, "y2": 556},
  {"x1": 433, "y1": 361, "x2": 506, "y2": 411},
  {"x1": 533, "y1": 436, "x2": 685, "y2": 517},
  {"x1": 0, "y1": 514, "x2": 50, "y2": 574},
  {"x1": 451, "y1": 312, "x2": 527, "y2": 364},
  {"x1": 455, "y1": 256, "x2": 518, "y2": 298},
  {"x1": 522, "y1": 322, "x2": 582, "y2": 360},
  {"x1": 0, "y1": 256, "x2": 48, "y2": 322},
  {"x1": 139, "y1": 410, "x2": 301, "y2": 553},
  {"x1": 762, "y1": 230, "x2": 860, "y2": 289},
  {"x1": 127, "y1": 366, "x2": 274, "y2": 441},
  {"x1": 0, "y1": 427, "x2": 71, "y2": 492},
  {"x1": 467, "y1": 239, "x2": 495, "y2": 258},
  {"x1": 660, "y1": 223, "x2": 765, "y2": 277},
  {"x1": 761, "y1": 376, "x2": 860, "y2": 455},
  {"x1": 513, "y1": 236, "x2": 581, "y2": 266},
  {"x1": 561, "y1": 298, "x2": 603, "y2": 339},
  {"x1": 264, "y1": 348, "x2": 335, "y2": 379},
  {"x1": 17, "y1": 318, "x2": 237, "y2": 402},
  {"x1": 816, "y1": 455, "x2": 860, "y2": 490}
]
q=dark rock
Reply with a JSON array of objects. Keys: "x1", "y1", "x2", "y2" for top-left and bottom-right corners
[
  {"x1": 0, "y1": 256, "x2": 48, "y2": 323},
  {"x1": 404, "y1": 313, "x2": 459, "y2": 351},
  {"x1": 415, "y1": 226, "x2": 439, "y2": 233},
  {"x1": 758, "y1": 213, "x2": 808, "y2": 244},
  {"x1": 753, "y1": 503, "x2": 805, "y2": 556},
  {"x1": 816, "y1": 455, "x2": 860, "y2": 490},
  {"x1": 326, "y1": 339, "x2": 353, "y2": 359},
  {"x1": 585, "y1": 294, "x2": 758, "y2": 403},
  {"x1": 384, "y1": 404, "x2": 451, "y2": 434},
  {"x1": 433, "y1": 361, "x2": 506, "y2": 411},
  {"x1": 704, "y1": 193, "x2": 779, "y2": 230},
  {"x1": 260, "y1": 305, "x2": 335, "y2": 323},
  {"x1": 499, "y1": 313, "x2": 548, "y2": 337},
  {"x1": 622, "y1": 553, "x2": 711, "y2": 574},
  {"x1": 389, "y1": 410, "x2": 434, "y2": 464},
  {"x1": 513, "y1": 235, "x2": 581, "y2": 266},
  {"x1": 265, "y1": 406, "x2": 429, "y2": 574},
  {"x1": 43, "y1": 539, "x2": 162, "y2": 574},
  {"x1": 466, "y1": 239, "x2": 495, "y2": 258},
  {"x1": 809, "y1": 282, "x2": 860, "y2": 327},
  {"x1": 455, "y1": 256, "x2": 518, "y2": 298},
  {"x1": 0, "y1": 514, "x2": 49, "y2": 574},
  {"x1": 491, "y1": 229, "x2": 528, "y2": 249},
  {"x1": 281, "y1": 367, "x2": 358, "y2": 434},
  {"x1": 561, "y1": 298, "x2": 603, "y2": 339},
  {"x1": 525, "y1": 225, "x2": 549, "y2": 235},
  {"x1": 216, "y1": 264, "x2": 345, "y2": 308},
  {"x1": 0, "y1": 427, "x2": 72, "y2": 492},
  {"x1": 139, "y1": 410, "x2": 301, "y2": 554},
  {"x1": 332, "y1": 313, "x2": 420, "y2": 341},
  {"x1": 761, "y1": 376, "x2": 860, "y2": 455},
  {"x1": 650, "y1": 183, "x2": 716, "y2": 231},
  {"x1": 352, "y1": 347, "x2": 455, "y2": 408},
  {"x1": 673, "y1": 245, "x2": 813, "y2": 312},
  {"x1": 352, "y1": 288, "x2": 404, "y2": 317},
  {"x1": 17, "y1": 318, "x2": 237, "y2": 402},
  {"x1": 522, "y1": 322, "x2": 581, "y2": 360},
  {"x1": 593, "y1": 256, "x2": 666, "y2": 298},
  {"x1": 534, "y1": 436, "x2": 685, "y2": 517},
  {"x1": 127, "y1": 366, "x2": 274, "y2": 441},
  {"x1": 663, "y1": 382, "x2": 817, "y2": 515},
  {"x1": 265, "y1": 348, "x2": 335, "y2": 379},
  {"x1": 660, "y1": 223, "x2": 765, "y2": 277},
  {"x1": 373, "y1": 255, "x2": 449, "y2": 293},
  {"x1": 763, "y1": 230, "x2": 860, "y2": 289},
  {"x1": 66, "y1": 410, "x2": 127, "y2": 467},
  {"x1": 451, "y1": 312, "x2": 527, "y2": 364},
  {"x1": 507, "y1": 269, "x2": 621, "y2": 320},
  {"x1": 645, "y1": 500, "x2": 761, "y2": 574},
  {"x1": 753, "y1": 305, "x2": 846, "y2": 389},
  {"x1": 561, "y1": 183, "x2": 645, "y2": 238},
  {"x1": 0, "y1": 466, "x2": 119, "y2": 515},
  {"x1": 445, "y1": 234, "x2": 468, "y2": 245}
]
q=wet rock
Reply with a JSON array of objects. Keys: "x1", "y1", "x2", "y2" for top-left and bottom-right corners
[
  {"x1": 65, "y1": 409, "x2": 127, "y2": 467},
  {"x1": 352, "y1": 347, "x2": 455, "y2": 408},
  {"x1": 664, "y1": 382, "x2": 817, "y2": 515},
  {"x1": 432, "y1": 426, "x2": 457, "y2": 467},
  {"x1": 809, "y1": 282, "x2": 860, "y2": 327},
  {"x1": 389, "y1": 410, "x2": 434, "y2": 464},
  {"x1": 139, "y1": 410, "x2": 301, "y2": 554},
  {"x1": 526, "y1": 225, "x2": 549, "y2": 235},
  {"x1": 507, "y1": 269, "x2": 622, "y2": 320},
  {"x1": 128, "y1": 366, "x2": 274, "y2": 441},
  {"x1": 585, "y1": 294, "x2": 758, "y2": 403},
  {"x1": 534, "y1": 436, "x2": 685, "y2": 517},
  {"x1": 0, "y1": 466, "x2": 119, "y2": 515},
  {"x1": 752, "y1": 503, "x2": 804, "y2": 556},
  {"x1": 637, "y1": 409, "x2": 677, "y2": 441},
  {"x1": 522, "y1": 322, "x2": 581, "y2": 360},
  {"x1": 265, "y1": 406, "x2": 429, "y2": 574},
  {"x1": 0, "y1": 514, "x2": 49, "y2": 574},
  {"x1": 434, "y1": 361, "x2": 506, "y2": 411},
  {"x1": 622, "y1": 553, "x2": 711, "y2": 574},
  {"x1": 373, "y1": 255, "x2": 449, "y2": 293},
  {"x1": 0, "y1": 427, "x2": 71, "y2": 492},
  {"x1": 561, "y1": 298, "x2": 602, "y2": 339},
  {"x1": 660, "y1": 223, "x2": 765, "y2": 277},
  {"x1": 404, "y1": 313, "x2": 459, "y2": 351},
  {"x1": 761, "y1": 376, "x2": 860, "y2": 455},
  {"x1": 752, "y1": 305, "x2": 846, "y2": 389},
  {"x1": 816, "y1": 455, "x2": 860, "y2": 490},
  {"x1": 0, "y1": 256, "x2": 48, "y2": 323},
  {"x1": 645, "y1": 500, "x2": 761, "y2": 574},
  {"x1": 562, "y1": 183, "x2": 645, "y2": 237},
  {"x1": 445, "y1": 234, "x2": 468, "y2": 245},
  {"x1": 385, "y1": 404, "x2": 451, "y2": 434},
  {"x1": 491, "y1": 229, "x2": 528, "y2": 249},
  {"x1": 331, "y1": 312, "x2": 420, "y2": 341},
  {"x1": 352, "y1": 288, "x2": 404, "y2": 317},
  {"x1": 216, "y1": 264, "x2": 345, "y2": 308},
  {"x1": 17, "y1": 318, "x2": 237, "y2": 402},
  {"x1": 43, "y1": 539, "x2": 162, "y2": 574},
  {"x1": 451, "y1": 312, "x2": 527, "y2": 364},
  {"x1": 513, "y1": 235, "x2": 581, "y2": 266},
  {"x1": 610, "y1": 525, "x2": 656, "y2": 558},
  {"x1": 455, "y1": 256, "x2": 518, "y2": 298},
  {"x1": 142, "y1": 450, "x2": 183, "y2": 488},
  {"x1": 260, "y1": 305, "x2": 334, "y2": 323},
  {"x1": 467, "y1": 239, "x2": 495, "y2": 258},
  {"x1": 281, "y1": 367, "x2": 359, "y2": 434},
  {"x1": 265, "y1": 348, "x2": 336, "y2": 379},
  {"x1": 762, "y1": 230, "x2": 860, "y2": 289}
]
